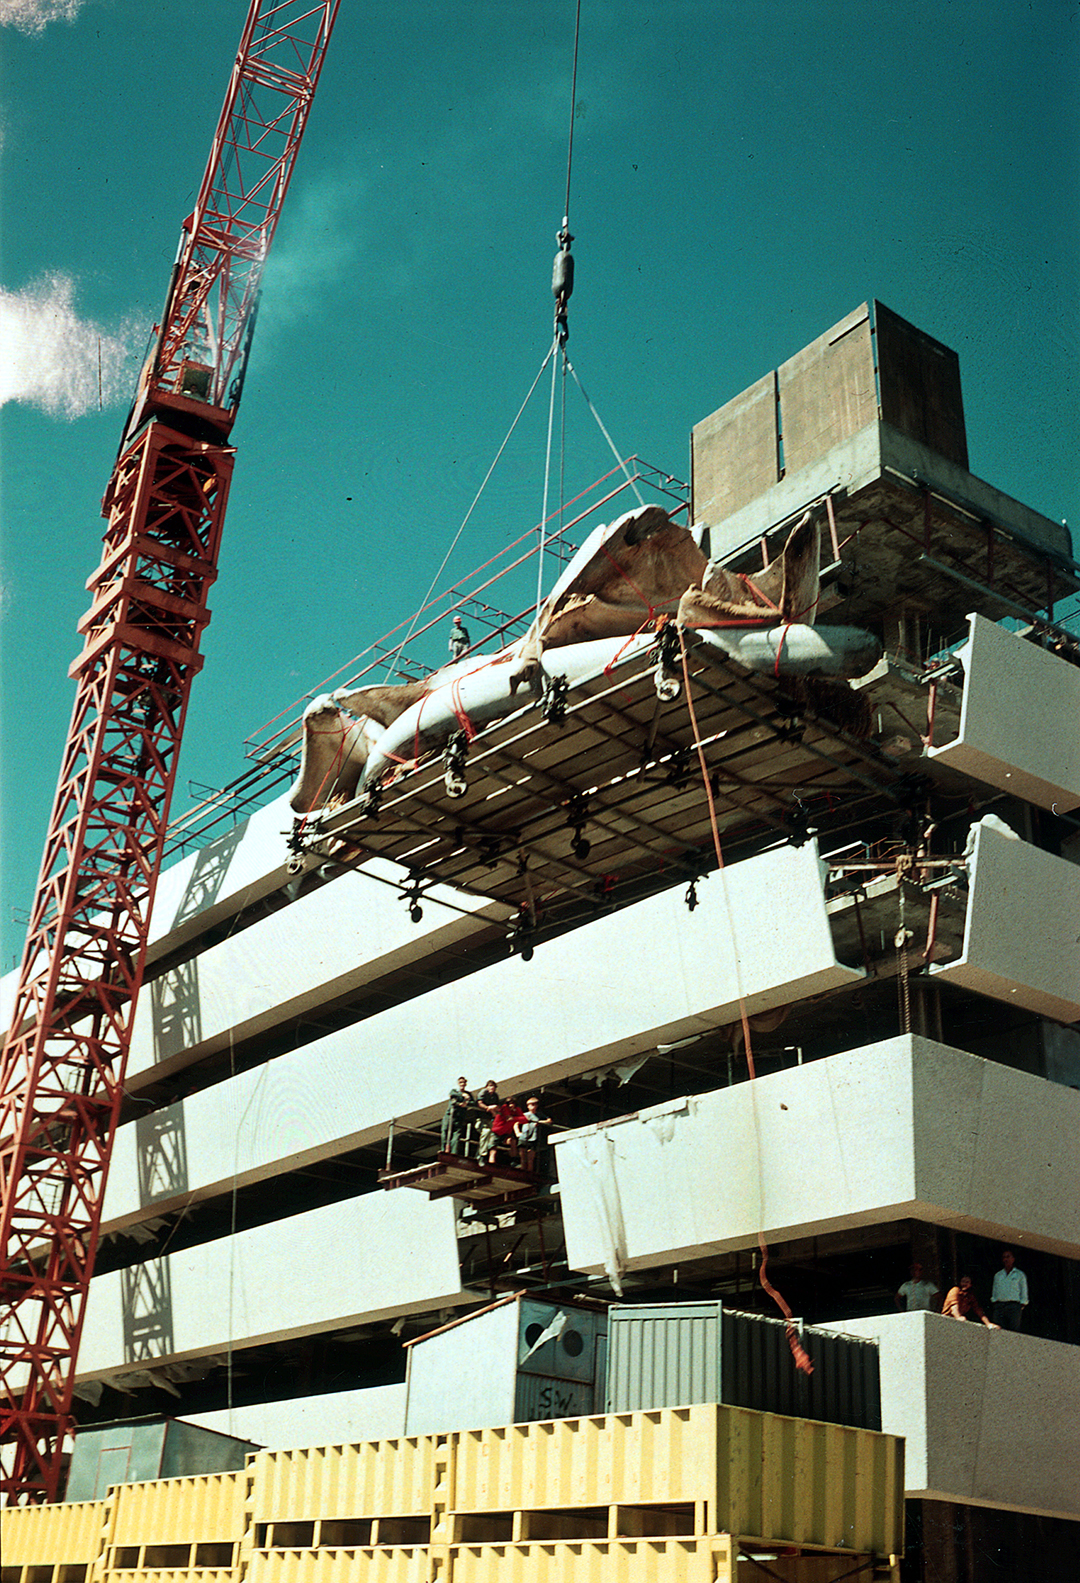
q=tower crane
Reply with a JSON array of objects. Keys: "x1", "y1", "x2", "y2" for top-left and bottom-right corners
[{"x1": 0, "y1": 0, "x2": 340, "y2": 1504}]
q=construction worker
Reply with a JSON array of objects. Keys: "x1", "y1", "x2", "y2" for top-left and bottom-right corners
[
  {"x1": 515, "y1": 1096, "x2": 554, "y2": 1174},
  {"x1": 449, "y1": 613, "x2": 471, "y2": 661}
]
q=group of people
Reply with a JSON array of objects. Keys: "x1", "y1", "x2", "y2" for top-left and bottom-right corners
[
  {"x1": 440, "y1": 1077, "x2": 554, "y2": 1174},
  {"x1": 895, "y1": 1249, "x2": 1030, "y2": 1331}
]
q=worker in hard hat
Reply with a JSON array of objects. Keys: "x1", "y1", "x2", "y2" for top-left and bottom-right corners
[{"x1": 449, "y1": 613, "x2": 471, "y2": 660}]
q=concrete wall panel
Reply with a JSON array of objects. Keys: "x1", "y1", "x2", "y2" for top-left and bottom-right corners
[
  {"x1": 840, "y1": 1313, "x2": 1080, "y2": 1520},
  {"x1": 102, "y1": 842, "x2": 862, "y2": 1227},
  {"x1": 78, "y1": 1192, "x2": 466, "y2": 1380},
  {"x1": 552, "y1": 1038, "x2": 1080, "y2": 1286},
  {"x1": 128, "y1": 857, "x2": 508, "y2": 1079},
  {"x1": 930, "y1": 820, "x2": 1080, "y2": 1023},
  {"x1": 778, "y1": 305, "x2": 877, "y2": 477},
  {"x1": 699, "y1": 419, "x2": 1071, "y2": 572},
  {"x1": 147, "y1": 795, "x2": 297, "y2": 950},
  {"x1": 874, "y1": 301, "x2": 968, "y2": 468},
  {"x1": 691, "y1": 370, "x2": 778, "y2": 524},
  {"x1": 0, "y1": 795, "x2": 298, "y2": 1031},
  {"x1": 928, "y1": 614, "x2": 1080, "y2": 812}
]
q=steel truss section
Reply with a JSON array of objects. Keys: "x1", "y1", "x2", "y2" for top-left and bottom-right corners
[
  {"x1": 0, "y1": 421, "x2": 233, "y2": 1504},
  {"x1": 152, "y1": 0, "x2": 340, "y2": 415}
]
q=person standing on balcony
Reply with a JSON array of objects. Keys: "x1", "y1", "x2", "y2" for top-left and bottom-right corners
[
  {"x1": 895, "y1": 1261, "x2": 939, "y2": 1312},
  {"x1": 515, "y1": 1096, "x2": 554, "y2": 1174},
  {"x1": 475, "y1": 1079, "x2": 501, "y2": 1161},
  {"x1": 991, "y1": 1248, "x2": 1029, "y2": 1331},
  {"x1": 489, "y1": 1096, "x2": 525, "y2": 1165},
  {"x1": 449, "y1": 613, "x2": 471, "y2": 660},
  {"x1": 440, "y1": 1076, "x2": 475, "y2": 1155}
]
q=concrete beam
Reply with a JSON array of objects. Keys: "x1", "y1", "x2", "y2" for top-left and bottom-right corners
[{"x1": 78, "y1": 1192, "x2": 466, "y2": 1380}]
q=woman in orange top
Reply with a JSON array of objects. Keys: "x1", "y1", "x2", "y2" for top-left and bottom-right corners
[{"x1": 942, "y1": 1274, "x2": 999, "y2": 1329}]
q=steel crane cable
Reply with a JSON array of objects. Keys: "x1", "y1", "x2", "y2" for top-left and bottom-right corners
[
  {"x1": 383, "y1": 342, "x2": 559, "y2": 686},
  {"x1": 539, "y1": 351, "x2": 654, "y2": 631},
  {"x1": 563, "y1": 0, "x2": 582, "y2": 234},
  {"x1": 563, "y1": 353, "x2": 645, "y2": 506},
  {"x1": 537, "y1": 332, "x2": 563, "y2": 620},
  {"x1": 536, "y1": 0, "x2": 648, "y2": 624},
  {"x1": 536, "y1": 0, "x2": 582, "y2": 627}
]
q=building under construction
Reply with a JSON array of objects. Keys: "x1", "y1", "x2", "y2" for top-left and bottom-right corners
[{"x1": 3, "y1": 302, "x2": 1079, "y2": 1580}]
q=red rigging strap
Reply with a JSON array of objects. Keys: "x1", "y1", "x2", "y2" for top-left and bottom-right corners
[
  {"x1": 449, "y1": 677, "x2": 478, "y2": 743},
  {"x1": 677, "y1": 627, "x2": 813, "y2": 1376},
  {"x1": 595, "y1": 538, "x2": 658, "y2": 621},
  {"x1": 601, "y1": 613, "x2": 661, "y2": 678},
  {"x1": 1, "y1": 0, "x2": 339, "y2": 1506},
  {"x1": 773, "y1": 625, "x2": 791, "y2": 678},
  {"x1": 735, "y1": 571, "x2": 780, "y2": 612}
]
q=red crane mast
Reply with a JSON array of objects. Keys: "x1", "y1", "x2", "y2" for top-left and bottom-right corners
[{"x1": 0, "y1": 0, "x2": 339, "y2": 1504}]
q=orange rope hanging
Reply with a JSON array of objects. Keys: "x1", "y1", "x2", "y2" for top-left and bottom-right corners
[{"x1": 677, "y1": 627, "x2": 813, "y2": 1376}]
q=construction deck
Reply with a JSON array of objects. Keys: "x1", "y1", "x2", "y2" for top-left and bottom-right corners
[{"x1": 379, "y1": 1152, "x2": 545, "y2": 1206}]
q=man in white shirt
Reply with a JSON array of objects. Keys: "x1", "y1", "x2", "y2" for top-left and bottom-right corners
[
  {"x1": 991, "y1": 1248, "x2": 1029, "y2": 1330},
  {"x1": 895, "y1": 1261, "x2": 939, "y2": 1312}
]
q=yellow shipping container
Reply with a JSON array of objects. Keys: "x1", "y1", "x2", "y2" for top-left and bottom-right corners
[
  {"x1": 1, "y1": 1403, "x2": 902, "y2": 1583},
  {"x1": 0, "y1": 1497, "x2": 106, "y2": 1570}
]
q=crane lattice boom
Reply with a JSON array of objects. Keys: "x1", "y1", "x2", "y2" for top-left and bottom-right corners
[
  {"x1": 153, "y1": 1, "x2": 340, "y2": 419},
  {"x1": 0, "y1": 0, "x2": 339, "y2": 1505}
]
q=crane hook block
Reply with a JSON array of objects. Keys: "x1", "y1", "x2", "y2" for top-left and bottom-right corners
[{"x1": 552, "y1": 245, "x2": 575, "y2": 302}]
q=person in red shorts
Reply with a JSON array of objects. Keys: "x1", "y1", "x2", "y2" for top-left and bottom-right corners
[{"x1": 488, "y1": 1095, "x2": 525, "y2": 1165}]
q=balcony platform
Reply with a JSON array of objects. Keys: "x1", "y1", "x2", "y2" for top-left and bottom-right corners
[{"x1": 379, "y1": 1152, "x2": 544, "y2": 1206}]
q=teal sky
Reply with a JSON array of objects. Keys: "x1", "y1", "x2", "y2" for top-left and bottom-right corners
[{"x1": 2, "y1": 0, "x2": 1078, "y2": 967}]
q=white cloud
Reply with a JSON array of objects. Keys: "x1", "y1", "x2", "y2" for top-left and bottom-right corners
[
  {"x1": 260, "y1": 169, "x2": 370, "y2": 327},
  {"x1": 0, "y1": 272, "x2": 139, "y2": 419},
  {"x1": 0, "y1": 0, "x2": 84, "y2": 34}
]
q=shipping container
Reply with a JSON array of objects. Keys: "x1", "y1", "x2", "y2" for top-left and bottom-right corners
[
  {"x1": 605, "y1": 1303, "x2": 881, "y2": 1428},
  {"x1": 65, "y1": 1416, "x2": 259, "y2": 1502},
  {"x1": 403, "y1": 1293, "x2": 607, "y2": 1436},
  {"x1": 3, "y1": 1403, "x2": 903, "y2": 1582}
]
